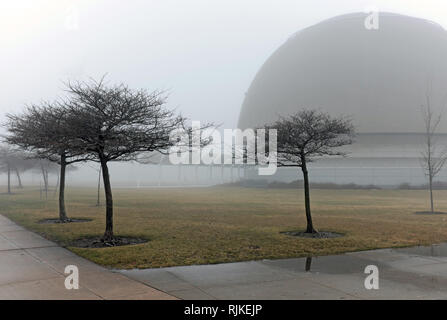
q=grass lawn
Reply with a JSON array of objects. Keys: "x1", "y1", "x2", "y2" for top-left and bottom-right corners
[{"x1": 1, "y1": 186, "x2": 447, "y2": 269}]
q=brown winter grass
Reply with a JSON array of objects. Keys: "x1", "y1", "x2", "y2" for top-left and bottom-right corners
[{"x1": 1, "y1": 186, "x2": 447, "y2": 269}]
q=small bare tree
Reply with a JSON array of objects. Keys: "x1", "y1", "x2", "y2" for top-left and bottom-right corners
[
  {"x1": 63, "y1": 78, "x2": 210, "y2": 242},
  {"x1": 12, "y1": 157, "x2": 35, "y2": 189},
  {"x1": 6, "y1": 104, "x2": 93, "y2": 221},
  {"x1": 0, "y1": 146, "x2": 36, "y2": 194},
  {"x1": 0, "y1": 146, "x2": 17, "y2": 194},
  {"x1": 420, "y1": 91, "x2": 447, "y2": 213},
  {"x1": 31, "y1": 158, "x2": 61, "y2": 199},
  {"x1": 262, "y1": 110, "x2": 355, "y2": 234}
]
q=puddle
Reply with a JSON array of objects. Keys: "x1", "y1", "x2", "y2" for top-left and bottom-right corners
[
  {"x1": 262, "y1": 254, "x2": 383, "y2": 274},
  {"x1": 262, "y1": 244, "x2": 447, "y2": 274}
]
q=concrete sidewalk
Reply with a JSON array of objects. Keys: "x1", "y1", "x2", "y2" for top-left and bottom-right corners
[
  {"x1": 0, "y1": 214, "x2": 175, "y2": 300},
  {"x1": 121, "y1": 245, "x2": 447, "y2": 300}
]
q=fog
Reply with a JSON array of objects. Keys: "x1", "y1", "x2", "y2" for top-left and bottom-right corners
[
  {"x1": 2, "y1": 1, "x2": 447, "y2": 187},
  {"x1": 2, "y1": 0, "x2": 447, "y2": 130}
]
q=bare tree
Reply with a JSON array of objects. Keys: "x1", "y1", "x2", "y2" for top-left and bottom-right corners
[
  {"x1": 12, "y1": 157, "x2": 35, "y2": 189},
  {"x1": 30, "y1": 159, "x2": 60, "y2": 199},
  {"x1": 262, "y1": 110, "x2": 355, "y2": 234},
  {"x1": 0, "y1": 146, "x2": 16, "y2": 194},
  {"x1": 420, "y1": 90, "x2": 447, "y2": 213},
  {"x1": 0, "y1": 146, "x2": 37, "y2": 193},
  {"x1": 0, "y1": 147, "x2": 35, "y2": 192},
  {"x1": 6, "y1": 104, "x2": 93, "y2": 221},
  {"x1": 96, "y1": 166, "x2": 101, "y2": 206},
  {"x1": 62, "y1": 78, "x2": 207, "y2": 242}
]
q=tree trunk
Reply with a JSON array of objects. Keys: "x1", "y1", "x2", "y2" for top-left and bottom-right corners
[
  {"x1": 7, "y1": 164, "x2": 11, "y2": 194},
  {"x1": 100, "y1": 158, "x2": 114, "y2": 241},
  {"x1": 40, "y1": 165, "x2": 48, "y2": 199},
  {"x1": 429, "y1": 175, "x2": 434, "y2": 213},
  {"x1": 41, "y1": 165, "x2": 46, "y2": 190},
  {"x1": 15, "y1": 169, "x2": 23, "y2": 189},
  {"x1": 301, "y1": 159, "x2": 316, "y2": 233},
  {"x1": 53, "y1": 171, "x2": 60, "y2": 199},
  {"x1": 59, "y1": 154, "x2": 68, "y2": 222},
  {"x1": 96, "y1": 166, "x2": 101, "y2": 206},
  {"x1": 45, "y1": 170, "x2": 48, "y2": 199}
]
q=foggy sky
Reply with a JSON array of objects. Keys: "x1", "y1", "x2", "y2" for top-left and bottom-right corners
[{"x1": 2, "y1": 0, "x2": 447, "y2": 134}]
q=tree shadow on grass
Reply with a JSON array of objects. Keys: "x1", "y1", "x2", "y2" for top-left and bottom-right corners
[
  {"x1": 415, "y1": 211, "x2": 447, "y2": 215},
  {"x1": 281, "y1": 230, "x2": 344, "y2": 239},
  {"x1": 37, "y1": 218, "x2": 93, "y2": 224},
  {"x1": 69, "y1": 236, "x2": 150, "y2": 248}
]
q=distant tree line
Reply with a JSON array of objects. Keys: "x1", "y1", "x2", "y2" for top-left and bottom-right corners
[{"x1": 0, "y1": 146, "x2": 60, "y2": 195}]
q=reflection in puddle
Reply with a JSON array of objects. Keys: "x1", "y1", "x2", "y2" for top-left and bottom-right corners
[{"x1": 305, "y1": 257, "x2": 312, "y2": 272}]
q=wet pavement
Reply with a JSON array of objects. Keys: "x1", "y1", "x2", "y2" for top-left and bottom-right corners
[
  {"x1": 0, "y1": 214, "x2": 176, "y2": 300},
  {"x1": 120, "y1": 244, "x2": 447, "y2": 299}
]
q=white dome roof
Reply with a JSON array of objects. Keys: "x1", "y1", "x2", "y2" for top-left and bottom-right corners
[{"x1": 238, "y1": 12, "x2": 447, "y2": 133}]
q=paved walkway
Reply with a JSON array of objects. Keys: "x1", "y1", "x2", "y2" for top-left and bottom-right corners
[
  {"x1": 121, "y1": 245, "x2": 447, "y2": 299},
  {"x1": 0, "y1": 215, "x2": 175, "y2": 300}
]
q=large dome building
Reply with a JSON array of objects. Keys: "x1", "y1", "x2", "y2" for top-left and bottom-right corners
[{"x1": 239, "y1": 12, "x2": 447, "y2": 186}]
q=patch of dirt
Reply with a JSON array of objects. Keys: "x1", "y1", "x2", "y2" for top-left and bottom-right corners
[
  {"x1": 281, "y1": 231, "x2": 344, "y2": 239},
  {"x1": 38, "y1": 218, "x2": 93, "y2": 224},
  {"x1": 415, "y1": 211, "x2": 447, "y2": 215},
  {"x1": 69, "y1": 236, "x2": 149, "y2": 248}
]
